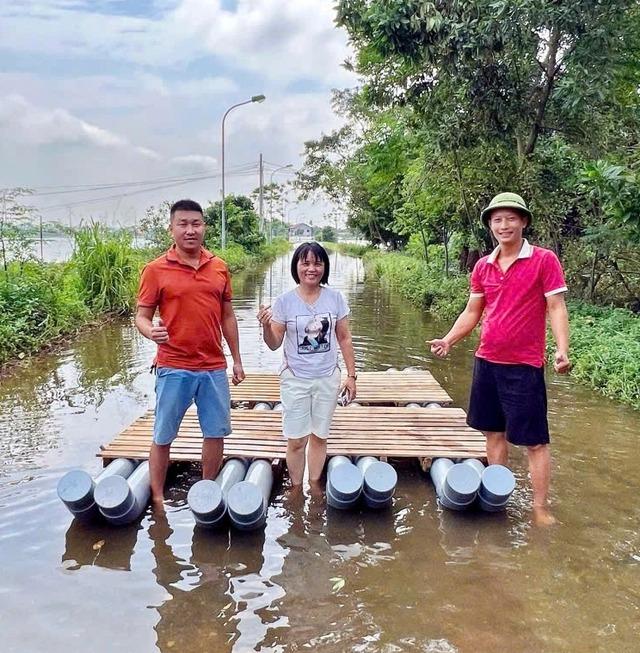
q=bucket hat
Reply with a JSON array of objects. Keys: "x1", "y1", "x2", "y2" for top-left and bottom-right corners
[{"x1": 480, "y1": 192, "x2": 532, "y2": 227}]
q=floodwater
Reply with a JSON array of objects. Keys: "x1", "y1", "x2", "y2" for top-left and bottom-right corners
[{"x1": 0, "y1": 253, "x2": 638, "y2": 653}]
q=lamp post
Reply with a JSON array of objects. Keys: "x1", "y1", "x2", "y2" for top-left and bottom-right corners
[
  {"x1": 220, "y1": 94, "x2": 266, "y2": 250},
  {"x1": 268, "y1": 163, "x2": 293, "y2": 242}
]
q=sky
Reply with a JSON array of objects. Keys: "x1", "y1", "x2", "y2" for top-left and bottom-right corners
[{"x1": 0, "y1": 0, "x2": 356, "y2": 227}]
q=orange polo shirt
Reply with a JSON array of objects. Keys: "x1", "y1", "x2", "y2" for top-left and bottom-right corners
[{"x1": 137, "y1": 246, "x2": 232, "y2": 370}]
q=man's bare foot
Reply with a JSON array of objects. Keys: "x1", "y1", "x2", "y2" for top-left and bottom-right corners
[
  {"x1": 308, "y1": 479, "x2": 325, "y2": 499},
  {"x1": 532, "y1": 505, "x2": 558, "y2": 526}
]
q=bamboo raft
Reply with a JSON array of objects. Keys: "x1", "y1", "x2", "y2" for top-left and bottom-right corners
[
  {"x1": 229, "y1": 370, "x2": 452, "y2": 406},
  {"x1": 99, "y1": 371, "x2": 485, "y2": 464}
]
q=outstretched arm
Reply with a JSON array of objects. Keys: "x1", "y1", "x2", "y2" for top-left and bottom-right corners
[{"x1": 427, "y1": 295, "x2": 485, "y2": 357}]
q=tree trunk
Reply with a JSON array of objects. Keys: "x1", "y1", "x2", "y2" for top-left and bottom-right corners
[
  {"x1": 524, "y1": 28, "x2": 561, "y2": 157},
  {"x1": 420, "y1": 226, "x2": 429, "y2": 263}
]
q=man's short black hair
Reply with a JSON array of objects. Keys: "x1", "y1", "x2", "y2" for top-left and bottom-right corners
[
  {"x1": 291, "y1": 241, "x2": 330, "y2": 285},
  {"x1": 170, "y1": 199, "x2": 204, "y2": 220}
]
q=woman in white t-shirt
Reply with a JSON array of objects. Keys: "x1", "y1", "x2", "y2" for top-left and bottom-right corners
[{"x1": 257, "y1": 242, "x2": 357, "y2": 487}]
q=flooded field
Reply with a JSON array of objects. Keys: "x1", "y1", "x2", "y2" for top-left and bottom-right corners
[{"x1": 0, "y1": 253, "x2": 638, "y2": 653}]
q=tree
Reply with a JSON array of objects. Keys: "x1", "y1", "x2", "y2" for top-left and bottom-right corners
[
  {"x1": 336, "y1": 0, "x2": 640, "y2": 161},
  {"x1": 0, "y1": 188, "x2": 37, "y2": 276},
  {"x1": 318, "y1": 226, "x2": 337, "y2": 242},
  {"x1": 204, "y1": 195, "x2": 265, "y2": 253}
]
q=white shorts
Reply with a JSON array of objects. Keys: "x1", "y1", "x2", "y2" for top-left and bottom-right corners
[{"x1": 280, "y1": 367, "x2": 341, "y2": 439}]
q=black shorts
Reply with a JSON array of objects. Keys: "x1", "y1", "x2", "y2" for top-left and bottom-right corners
[{"x1": 466, "y1": 357, "x2": 550, "y2": 447}]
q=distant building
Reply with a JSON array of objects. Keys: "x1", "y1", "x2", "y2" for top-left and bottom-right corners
[{"x1": 288, "y1": 222, "x2": 313, "y2": 240}]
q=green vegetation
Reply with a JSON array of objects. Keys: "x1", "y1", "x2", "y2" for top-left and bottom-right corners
[
  {"x1": 325, "y1": 242, "x2": 374, "y2": 258},
  {"x1": 74, "y1": 224, "x2": 137, "y2": 315},
  {"x1": 298, "y1": 1, "x2": 640, "y2": 309},
  {"x1": 364, "y1": 251, "x2": 469, "y2": 321},
  {"x1": 563, "y1": 303, "x2": 640, "y2": 410},
  {"x1": 0, "y1": 262, "x2": 88, "y2": 365}
]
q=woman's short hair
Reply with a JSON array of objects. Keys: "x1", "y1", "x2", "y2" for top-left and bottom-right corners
[{"x1": 290, "y1": 242, "x2": 330, "y2": 285}]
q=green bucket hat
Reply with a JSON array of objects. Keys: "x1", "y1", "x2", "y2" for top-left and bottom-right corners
[{"x1": 480, "y1": 192, "x2": 532, "y2": 227}]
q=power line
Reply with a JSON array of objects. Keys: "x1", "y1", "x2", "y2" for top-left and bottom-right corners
[
  {"x1": 27, "y1": 162, "x2": 258, "y2": 197},
  {"x1": 38, "y1": 168, "x2": 259, "y2": 213}
]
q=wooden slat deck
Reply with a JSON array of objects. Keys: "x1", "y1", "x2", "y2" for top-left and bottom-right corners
[
  {"x1": 230, "y1": 370, "x2": 452, "y2": 405},
  {"x1": 100, "y1": 406, "x2": 485, "y2": 462}
]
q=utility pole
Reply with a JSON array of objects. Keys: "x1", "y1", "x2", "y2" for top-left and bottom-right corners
[{"x1": 258, "y1": 153, "x2": 264, "y2": 233}]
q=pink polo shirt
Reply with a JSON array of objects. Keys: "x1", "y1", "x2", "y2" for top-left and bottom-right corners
[{"x1": 470, "y1": 239, "x2": 567, "y2": 367}]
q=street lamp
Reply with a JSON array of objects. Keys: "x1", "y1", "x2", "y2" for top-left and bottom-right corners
[
  {"x1": 220, "y1": 94, "x2": 266, "y2": 250},
  {"x1": 268, "y1": 163, "x2": 293, "y2": 242}
]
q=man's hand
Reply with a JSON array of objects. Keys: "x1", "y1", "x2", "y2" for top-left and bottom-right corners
[
  {"x1": 150, "y1": 318, "x2": 169, "y2": 344},
  {"x1": 427, "y1": 338, "x2": 450, "y2": 358},
  {"x1": 257, "y1": 304, "x2": 272, "y2": 327},
  {"x1": 232, "y1": 362, "x2": 246, "y2": 385},
  {"x1": 554, "y1": 351, "x2": 571, "y2": 374}
]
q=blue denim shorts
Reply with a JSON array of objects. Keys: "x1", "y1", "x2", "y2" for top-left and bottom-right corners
[{"x1": 153, "y1": 367, "x2": 231, "y2": 445}]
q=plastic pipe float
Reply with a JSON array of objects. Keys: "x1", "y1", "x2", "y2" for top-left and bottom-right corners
[
  {"x1": 356, "y1": 456, "x2": 397, "y2": 509},
  {"x1": 326, "y1": 455, "x2": 363, "y2": 509},
  {"x1": 423, "y1": 402, "x2": 442, "y2": 409},
  {"x1": 94, "y1": 461, "x2": 151, "y2": 526},
  {"x1": 405, "y1": 402, "x2": 422, "y2": 408},
  {"x1": 227, "y1": 459, "x2": 273, "y2": 530},
  {"x1": 430, "y1": 458, "x2": 481, "y2": 511},
  {"x1": 254, "y1": 402, "x2": 272, "y2": 411},
  {"x1": 386, "y1": 367, "x2": 398, "y2": 373},
  {"x1": 478, "y1": 464, "x2": 516, "y2": 512},
  {"x1": 57, "y1": 458, "x2": 136, "y2": 520},
  {"x1": 188, "y1": 458, "x2": 248, "y2": 528},
  {"x1": 272, "y1": 402, "x2": 283, "y2": 412}
]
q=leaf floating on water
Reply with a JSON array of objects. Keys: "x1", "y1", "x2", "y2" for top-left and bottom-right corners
[
  {"x1": 92, "y1": 540, "x2": 105, "y2": 551},
  {"x1": 329, "y1": 576, "x2": 345, "y2": 592}
]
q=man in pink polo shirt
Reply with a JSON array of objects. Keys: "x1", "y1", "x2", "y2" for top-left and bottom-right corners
[{"x1": 429, "y1": 192, "x2": 570, "y2": 525}]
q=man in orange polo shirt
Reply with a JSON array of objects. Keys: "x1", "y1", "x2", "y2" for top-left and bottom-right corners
[
  {"x1": 429, "y1": 192, "x2": 570, "y2": 526},
  {"x1": 135, "y1": 199, "x2": 245, "y2": 507}
]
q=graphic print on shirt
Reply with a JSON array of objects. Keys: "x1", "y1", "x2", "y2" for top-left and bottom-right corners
[{"x1": 296, "y1": 313, "x2": 332, "y2": 354}]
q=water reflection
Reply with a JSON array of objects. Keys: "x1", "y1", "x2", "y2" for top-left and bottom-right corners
[{"x1": 64, "y1": 519, "x2": 141, "y2": 571}]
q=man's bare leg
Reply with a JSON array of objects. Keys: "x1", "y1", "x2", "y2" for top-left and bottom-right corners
[
  {"x1": 484, "y1": 431, "x2": 509, "y2": 465},
  {"x1": 202, "y1": 438, "x2": 224, "y2": 480},
  {"x1": 528, "y1": 443, "x2": 556, "y2": 525},
  {"x1": 149, "y1": 442, "x2": 171, "y2": 507},
  {"x1": 286, "y1": 436, "x2": 308, "y2": 486},
  {"x1": 307, "y1": 433, "x2": 327, "y2": 482}
]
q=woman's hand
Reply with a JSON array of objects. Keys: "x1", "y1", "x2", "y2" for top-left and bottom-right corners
[
  {"x1": 340, "y1": 376, "x2": 357, "y2": 403},
  {"x1": 257, "y1": 304, "x2": 272, "y2": 327}
]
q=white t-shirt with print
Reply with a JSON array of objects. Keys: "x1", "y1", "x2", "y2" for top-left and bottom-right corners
[{"x1": 271, "y1": 287, "x2": 350, "y2": 379}]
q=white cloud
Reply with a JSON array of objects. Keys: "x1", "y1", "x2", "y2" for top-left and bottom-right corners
[
  {"x1": 0, "y1": 2, "x2": 356, "y2": 222},
  {"x1": 0, "y1": 94, "x2": 160, "y2": 157},
  {"x1": 169, "y1": 154, "x2": 218, "y2": 173},
  {"x1": 0, "y1": 1, "x2": 355, "y2": 86}
]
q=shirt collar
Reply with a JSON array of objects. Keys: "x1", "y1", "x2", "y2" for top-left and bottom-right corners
[
  {"x1": 486, "y1": 238, "x2": 533, "y2": 264},
  {"x1": 166, "y1": 245, "x2": 215, "y2": 265}
]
